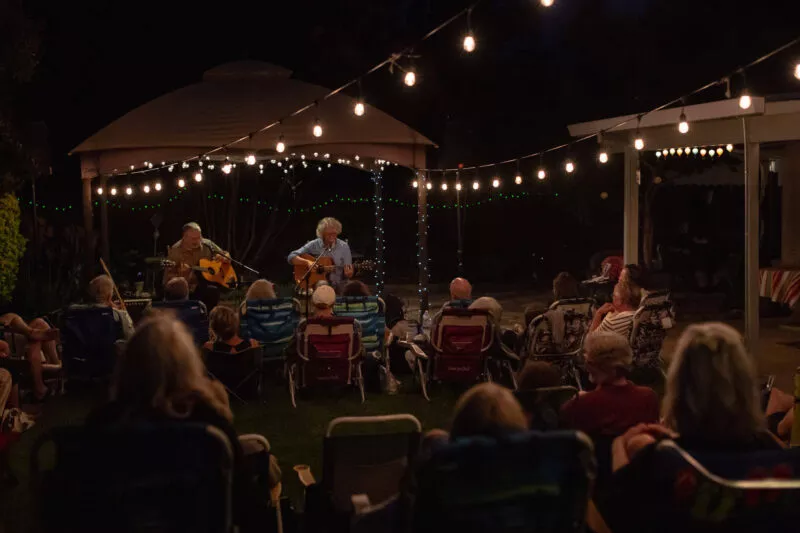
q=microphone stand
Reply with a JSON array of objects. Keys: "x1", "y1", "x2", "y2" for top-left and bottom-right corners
[{"x1": 298, "y1": 249, "x2": 330, "y2": 319}]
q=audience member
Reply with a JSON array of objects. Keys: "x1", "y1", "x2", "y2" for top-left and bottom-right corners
[
  {"x1": 89, "y1": 275, "x2": 135, "y2": 340},
  {"x1": 523, "y1": 271, "x2": 581, "y2": 328},
  {"x1": 589, "y1": 282, "x2": 640, "y2": 338},
  {"x1": 245, "y1": 279, "x2": 277, "y2": 301},
  {"x1": 468, "y1": 297, "x2": 520, "y2": 379},
  {"x1": 619, "y1": 264, "x2": 649, "y2": 303},
  {"x1": 164, "y1": 277, "x2": 190, "y2": 301},
  {"x1": 87, "y1": 315, "x2": 280, "y2": 531},
  {"x1": 561, "y1": 332, "x2": 659, "y2": 435},
  {"x1": 517, "y1": 361, "x2": 562, "y2": 391},
  {"x1": 448, "y1": 277, "x2": 472, "y2": 302},
  {"x1": 0, "y1": 313, "x2": 60, "y2": 402},
  {"x1": 311, "y1": 285, "x2": 336, "y2": 318},
  {"x1": 204, "y1": 306, "x2": 258, "y2": 353},
  {"x1": 342, "y1": 280, "x2": 371, "y2": 297},
  {"x1": 516, "y1": 361, "x2": 563, "y2": 430}
]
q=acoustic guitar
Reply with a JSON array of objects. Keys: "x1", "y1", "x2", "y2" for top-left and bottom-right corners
[
  {"x1": 293, "y1": 253, "x2": 376, "y2": 286},
  {"x1": 158, "y1": 258, "x2": 238, "y2": 290}
]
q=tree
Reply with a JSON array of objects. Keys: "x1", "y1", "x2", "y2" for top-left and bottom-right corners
[{"x1": 0, "y1": 194, "x2": 27, "y2": 303}]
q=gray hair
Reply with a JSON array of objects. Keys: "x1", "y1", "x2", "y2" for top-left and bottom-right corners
[
  {"x1": 469, "y1": 296, "x2": 503, "y2": 324},
  {"x1": 584, "y1": 331, "x2": 633, "y2": 375},
  {"x1": 89, "y1": 275, "x2": 114, "y2": 304},
  {"x1": 663, "y1": 322, "x2": 763, "y2": 441},
  {"x1": 316, "y1": 217, "x2": 343, "y2": 238}
]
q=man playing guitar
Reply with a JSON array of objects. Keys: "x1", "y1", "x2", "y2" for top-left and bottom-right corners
[
  {"x1": 163, "y1": 222, "x2": 230, "y2": 310},
  {"x1": 288, "y1": 217, "x2": 354, "y2": 292}
]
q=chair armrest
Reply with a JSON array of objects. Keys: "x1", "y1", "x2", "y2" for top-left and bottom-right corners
[
  {"x1": 397, "y1": 340, "x2": 428, "y2": 360},
  {"x1": 294, "y1": 464, "x2": 316, "y2": 487}
]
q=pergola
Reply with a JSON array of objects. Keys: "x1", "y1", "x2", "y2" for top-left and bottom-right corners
[
  {"x1": 71, "y1": 61, "x2": 435, "y2": 298},
  {"x1": 568, "y1": 96, "x2": 800, "y2": 346}
]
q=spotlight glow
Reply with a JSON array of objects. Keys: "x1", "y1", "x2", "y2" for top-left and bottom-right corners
[
  {"x1": 540, "y1": 0, "x2": 554, "y2": 6},
  {"x1": 700, "y1": 148, "x2": 707, "y2": 156},
  {"x1": 404, "y1": 70, "x2": 416, "y2": 87},
  {"x1": 677, "y1": 148, "x2": 683, "y2": 156},
  {"x1": 537, "y1": 169, "x2": 546, "y2": 180},
  {"x1": 795, "y1": 63, "x2": 800, "y2": 80},
  {"x1": 716, "y1": 147, "x2": 724, "y2": 156},
  {"x1": 669, "y1": 148, "x2": 676, "y2": 155},
  {"x1": 463, "y1": 34, "x2": 476, "y2": 53},
  {"x1": 692, "y1": 147, "x2": 699, "y2": 155}
]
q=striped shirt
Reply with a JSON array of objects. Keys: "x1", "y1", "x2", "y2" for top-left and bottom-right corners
[{"x1": 596, "y1": 310, "x2": 636, "y2": 339}]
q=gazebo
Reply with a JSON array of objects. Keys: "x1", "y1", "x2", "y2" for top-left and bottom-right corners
[
  {"x1": 568, "y1": 96, "x2": 800, "y2": 345},
  {"x1": 71, "y1": 61, "x2": 436, "y2": 298}
]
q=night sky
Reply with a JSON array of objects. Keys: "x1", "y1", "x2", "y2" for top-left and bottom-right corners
[{"x1": 11, "y1": 0, "x2": 800, "y2": 287}]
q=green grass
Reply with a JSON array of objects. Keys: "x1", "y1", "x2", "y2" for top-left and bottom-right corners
[{"x1": 2, "y1": 378, "x2": 460, "y2": 532}]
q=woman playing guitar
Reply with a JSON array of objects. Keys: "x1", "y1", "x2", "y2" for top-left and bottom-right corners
[{"x1": 288, "y1": 217, "x2": 354, "y2": 293}]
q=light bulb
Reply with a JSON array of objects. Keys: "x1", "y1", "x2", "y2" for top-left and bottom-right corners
[
  {"x1": 716, "y1": 147, "x2": 724, "y2": 156},
  {"x1": 795, "y1": 63, "x2": 800, "y2": 80},
  {"x1": 245, "y1": 154, "x2": 256, "y2": 165},
  {"x1": 463, "y1": 34, "x2": 476, "y2": 53},
  {"x1": 708, "y1": 149, "x2": 715, "y2": 157},
  {"x1": 739, "y1": 92, "x2": 752, "y2": 110},
  {"x1": 655, "y1": 151, "x2": 662, "y2": 158},
  {"x1": 110, "y1": 187, "x2": 118, "y2": 196},
  {"x1": 221, "y1": 163, "x2": 232, "y2": 175},
  {"x1": 313, "y1": 120, "x2": 323, "y2": 138},
  {"x1": 412, "y1": 180, "x2": 418, "y2": 188},
  {"x1": 598, "y1": 151, "x2": 609, "y2": 164},
  {"x1": 194, "y1": 172, "x2": 203, "y2": 182},
  {"x1": 692, "y1": 147, "x2": 699, "y2": 155},
  {"x1": 676, "y1": 148, "x2": 683, "y2": 156},
  {"x1": 669, "y1": 148, "x2": 676, "y2": 155},
  {"x1": 684, "y1": 147, "x2": 690, "y2": 154},
  {"x1": 700, "y1": 148, "x2": 707, "y2": 156},
  {"x1": 515, "y1": 174, "x2": 523, "y2": 184},
  {"x1": 178, "y1": 178, "x2": 186, "y2": 188},
  {"x1": 537, "y1": 169, "x2": 546, "y2": 180},
  {"x1": 354, "y1": 101, "x2": 365, "y2": 116},
  {"x1": 154, "y1": 182, "x2": 162, "y2": 191},
  {"x1": 472, "y1": 181, "x2": 480, "y2": 190},
  {"x1": 96, "y1": 187, "x2": 103, "y2": 195},
  {"x1": 456, "y1": 182, "x2": 462, "y2": 191},
  {"x1": 492, "y1": 178, "x2": 500, "y2": 188},
  {"x1": 276, "y1": 136, "x2": 286, "y2": 153},
  {"x1": 143, "y1": 185, "x2": 151, "y2": 194},
  {"x1": 441, "y1": 182, "x2": 448, "y2": 191},
  {"x1": 726, "y1": 144, "x2": 734, "y2": 152},
  {"x1": 425, "y1": 181, "x2": 432, "y2": 190},
  {"x1": 678, "y1": 111, "x2": 689, "y2": 134},
  {"x1": 540, "y1": 0, "x2": 554, "y2": 6},
  {"x1": 634, "y1": 137, "x2": 645, "y2": 150},
  {"x1": 565, "y1": 161, "x2": 575, "y2": 173},
  {"x1": 125, "y1": 186, "x2": 133, "y2": 196},
  {"x1": 404, "y1": 70, "x2": 416, "y2": 87}
]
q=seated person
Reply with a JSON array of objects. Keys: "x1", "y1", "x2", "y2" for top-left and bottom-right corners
[
  {"x1": 341, "y1": 280, "x2": 371, "y2": 298},
  {"x1": 309, "y1": 285, "x2": 336, "y2": 319},
  {"x1": 89, "y1": 275, "x2": 135, "y2": 340},
  {"x1": 164, "y1": 277, "x2": 190, "y2": 301},
  {"x1": 524, "y1": 271, "x2": 581, "y2": 326},
  {"x1": 204, "y1": 306, "x2": 258, "y2": 353},
  {"x1": 516, "y1": 361, "x2": 563, "y2": 430},
  {"x1": 619, "y1": 264, "x2": 649, "y2": 303},
  {"x1": 467, "y1": 298, "x2": 520, "y2": 385},
  {"x1": 239, "y1": 279, "x2": 277, "y2": 317},
  {"x1": 87, "y1": 315, "x2": 280, "y2": 531},
  {"x1": 589, "y1": 281, "x2": 640, "y2": 339},
  {"x1": 560, "y1": 331, "x2": 659, "y2": 435},
  {"x1": 0, "y1": 314, "x2": 60, "y2": 402},
  {"x1": 442, "y1": 277, "x2": 472, "y2": 310}
]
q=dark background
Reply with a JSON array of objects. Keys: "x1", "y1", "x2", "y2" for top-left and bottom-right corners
[{"x1": 8, "y1": 0, "x2": 800, "y2": 294}]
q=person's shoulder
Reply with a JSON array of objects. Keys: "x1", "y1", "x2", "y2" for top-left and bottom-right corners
[
  {"x1": 171, "y1": 239, "x2": 183, "y2": 248},
  {"x1": 337, "y1": 238, "x2": 351, "y2": 248}
]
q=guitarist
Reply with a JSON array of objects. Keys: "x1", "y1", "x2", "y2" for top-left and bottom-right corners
[
  {"x1": 163, "y1": 222, "x2": 230, "y2": 310},
  {"x1": 288, "y1": 217, "x2": 353, "y2": 292}
]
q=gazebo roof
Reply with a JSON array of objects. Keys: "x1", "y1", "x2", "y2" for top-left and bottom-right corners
[{"x1": 73, "y1": 61, "x2": 434, "y2": 177}]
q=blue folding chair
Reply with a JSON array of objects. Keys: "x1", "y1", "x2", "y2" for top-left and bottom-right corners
[
  {"x1": 333, "y1": 296, "x2": 386, "y2": 357},
  {"x1": 62, "y1": 306, "x2": 123, "y2": 378},
  {"x1": 151, "y1": 300, "x2": 209, "y2": 345},
  {"x1": 414, "y1": 431, "x2": 595, "y2": 532},
  {"x1": 240, "y1": 298, "x2": 300, "y2": 363}
]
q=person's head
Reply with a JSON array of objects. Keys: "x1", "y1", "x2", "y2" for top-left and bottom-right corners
[
  {"x1": 312, "y1": 284, "x2": 337, "y2": 314},
  {"x1": 469, "y1": 296, "x2": 502, "y2": 324},
  {"x1": 89, "y1": 275, "x2": 114, "y2": 305},
  {"x1": 0, "y1": 340, "x2": 9, "y2": 358},
  {"x1": 583, "y1": 331, "x2": 632, "y2": 385},
  {"x1": 316, "y1": 217, "x2": 343, "y2": 248},
  {"x1": 111, "y1": 315, "x2": 232, "y2": 422},
  {"x1": 342, "y1": 280, "x2": 370, "y2": 297},
  {"x1": 663, "y1": 322, "x2": 763, "y2": 442},
  {"x1": 245, "y1": 279, "x2": 276, "y2": 301},
  {"x1": 451, "y1": 383, "x2": 528, "y2": 440},
  {"x1": 164, "y1": 277, "x2": 189, "y2": 301},
  {"x1": 517, "y1": 361, "x2": 561, "y2": 391},
  {"x1": 449, "y1": 277, "x2": 472, "y2": 301},
  {"x1": 620, "y1": 264, "x2": 644, "y2": 287},
  {"x1": 612, "y1": 281, "x2": 640, "y2": 310},
  {"x1": 208, "y1": 306, "x2": 240, "y2": 342},
  {"x1": 553, "y1": 272, "x2": 580, "y2": 301},
  {"x1": 181, "y1": 222, "x2": 203, "y2": 249}
]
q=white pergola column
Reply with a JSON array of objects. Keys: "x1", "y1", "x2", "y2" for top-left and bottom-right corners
[
  {"x1": 623, "y1": 146, "x2": 640, "y2": 265},
  {"x1": 743, "y1": 119, "x2": 760, "y2": 347}
]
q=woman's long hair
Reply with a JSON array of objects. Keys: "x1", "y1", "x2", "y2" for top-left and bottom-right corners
[
  {"x1": 111, "y1": 314, "x2": 233, "y2": 422},
  {"x1": 662, "y1": 322, "x2": 763, "y2": 442}
]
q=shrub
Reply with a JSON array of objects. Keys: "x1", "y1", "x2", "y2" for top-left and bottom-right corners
[{"x1": 0, "y1": 194, "x2": 27, "y2": 304}]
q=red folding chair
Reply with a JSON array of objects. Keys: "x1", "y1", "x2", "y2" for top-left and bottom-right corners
[{"x1": 288, "y1": 316, "x2": 364, "y2": 407}]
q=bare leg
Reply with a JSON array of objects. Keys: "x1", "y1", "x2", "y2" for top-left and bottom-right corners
[
  {"x1": 0, "y1": 314, "x2": 57, "y2": 342},
  {"x1": 24, "y1": 340, "x2": 47, "y2": 399},
  {"x1": 30, "y1": 318, "x2": 59, "y2": 364},
  {"x1": 766, "y1": 387, "x2": 794, "y2": 416}
]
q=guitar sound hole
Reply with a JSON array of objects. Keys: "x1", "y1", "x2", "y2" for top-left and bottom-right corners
[{"x1": 207, "y1": 268, "x2": 216, "y2": 275}]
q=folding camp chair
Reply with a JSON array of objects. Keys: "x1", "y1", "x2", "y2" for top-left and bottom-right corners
[
  {"x1": 297, "y1": 414, "x2": 422, "y2": 533},
  {"x1": 152, "y1": 300, "x2": 210, "y2": 345},
  {"x1": 240, "y1": 298, "x2": 300, "y2": 367},
  {"x1": 413, "y1": 430, "x2": 595, "y2": 532},
  {"x1": 628, "y1": 300, "x2": 675, "y2": 389},
  {"x1": 203, "y1": 345, "x2": 264, "y2": 404},
  {"x1": 333, "y1": 296, "x2": 387, "y2": 359},
  {"x1": 515, "y1": 386, "x2": 579, "y2": 431},
  {"x1": 31, "y1": 422, "x2": 236, "y2": 533},
  {"x1": 602, "y1": 440, "x2": 800, "y2": 533},
  {"x1": 0, "y1": 318, "x2": 64, "y2": 395},
  {"x1": 549, "y1": 297, "x2": 596, "y2": 316},
  {"x1": 640, "y1": 289, "x2": 671, "y2": 307},
  {"x1": 62, "y1": 306, "x2": 123, "y2": 379},
  {"x1": 526, "y1": 310, "x2": 590, "y2": 390},
  {"x1": 288, "y1": 316, "x2": 364, "y2": 407}
]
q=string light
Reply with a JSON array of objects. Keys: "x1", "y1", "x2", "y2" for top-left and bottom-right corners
[
  {"x1": 412, "y1": 180, "x2": 418, "y2": 188},
  {"x1": 354, "y1": 100, "x2": 365, "y2": 116},
  {"x1": 795, "y1": 63, "x2": 800, "y2": 80},
  {"x1": 245, "y1": 154, "x2": 256, "y2": 165},
  {"x1": 692, "y1": 147, "x2": 699, "y2": 155},
  {"x1": 276, "y1": 135, "x2": 286, "y2": 153},
  {"x1": 677, "y1": 147, "x2": 683, "y2": 156},
  {"x1": 462, "y1": 7, "x2": 475, "y2": 53},
  {"x1": 515, "y1": 174, "x2": 523, "y2": 184},
  {"x1": 537, "y1": 168, "x2": 546, "y2": 180},
  {"x1": 426, "y1": 181, "x2": 432, "y2": 190},
  {"x1": 96, "y1": 187, "x2": 103, "y2": 195},
  {"x1": 655, "y1": 151, "x2": 662, "y2": 158},
  {"x1": 678, "y1": 110, "x2": 689, "y2": 134},
  {"x1": 455, "y1": 182, "x2": 462, "y2": 191},
  {"x1": 313, "y1": 118, "x2": 323, "y2": 137},
  {"x1": 404, "y1": 70, "x2": 416, "y2": 87},
  {"x1": 154, "y1": 182, "x2": 162, "y2": 191},
  {"x1": 726, "y1": 144, "x2": 734, "y2": 152},
  {"x1": 565, "y1": 160, "x2": 575, "y2": 174},
  {"x1": 716, "y1": 147, "x2": 724, "y2": 156},
  {"x1": 540, "y1": 0, "x2": 554, "y2": 6},
  {"x1": 221, "y1": 163, "x2": 232, "y2": 175},
  {"x1": 178, "y1": 178, "x2": 186, "y2": 188},
  {"x1": 472, "y1": 180, "x2": 480, "y2": 190},
  {"x1": 194, "y1": 172, "x2": 203, "y2": 182},
  {"x1": 125, "y1": 186, "x2": 133, "y2": 196},
  {"x1": 700, "y1": 148, "x2": 707, "y2": 156},
  {"x1": 634, "y1": 137, "x2": 645, "y2": 150},
  {"x1": 598, "y1": 151, "x2": 609, "y2": 164},
  {"x1": 492, "y1": 178, "x2": 500, "y2": 188},
  {"x1": 110, "y1": 187, "x2": 118, "y2": 196},
  {"x1": 143, "y1": 184, "x2": 151, "y2": 194},
  {"x1": 441, "y1": 182, "x2": 448, "y2": 191},
  {"x1": 739, "y1": 89, "x2": 752, "y2": 110}
]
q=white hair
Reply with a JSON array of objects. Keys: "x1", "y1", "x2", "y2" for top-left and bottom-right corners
[{"x1": 316, "y1": 217, "x2": 343, "y2": 239}]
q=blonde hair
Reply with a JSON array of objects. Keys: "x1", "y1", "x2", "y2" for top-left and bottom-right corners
[
  {"x1": 614, "y1": 281, "x2": 641, "y2": 308},
  {"x1": 469, "y1": 296, "x2": 503, "y2": 324},
  {"x1": 209, "y1": 306, "x2": 240, "y2": 341},
  {"x1": 245, "y1": 279, "x2": 276, "y2": 301},
  {"x1": 584, "y1": 331, "x2": 633, "y2": 376},
  {"x1": 111, "y1": 315, "x2": 232, "y2": 422},
  {"x1": 662, "y1": 322, "x2": 763, "y2": 441},
  {"x1": 89, "y1": 275, "x2": 114, "y2": 304},
  {"x1": 316, "y1": 217, "x2": 343, "y2": 238},
  {"x1": 451, "y1": 383, "x2": 527, "y2": 439}
]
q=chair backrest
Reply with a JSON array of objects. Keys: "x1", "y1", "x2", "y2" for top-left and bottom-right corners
[
  {"x1": 32, "y1": 422, "x2": 234, "y2": 533},
  {"x1": 641, "y1": 289, "x2": 671, "y2": 307},
  {"x1": 528, "y1": 310, "x2": 590, "y2": 357},
  {"x1": 549, "y1": 298, "x2": 595, "y2": 317},
  {"x1": 240, "y1": 298, "x2": 300, "y2": 356},
  {"x1": 322, "y1": 414, "x2": 422, "y2": 512},
  {"x1": 604, "y1": 440, "x2": 800, "y2": 533},
  {"x1": 515, "y1": 386, "x2": 579, "y2": 431},
  {"x1": 444, "y1": 299, "x2": 474, "y2": 310},
  {"x1": 430, "y1": 308, "x2": 492, "y2": 383},
  {"x1": 629, "y1": 301, "x2": 675, "y2": 368},
  {"x1": 152, "y1": 300, "x2": 210, "y2": 345},
  {"x1": 63, "y1": 305, "x2": 122, "y2": 378},
  {"x1": 414, "y1": 431, "x2": 595, "y2": 532},
  {"x1": 333, "y1": 296, "x2": 386, "y2": 354},
  {"x1": 203, "y1": 346, "x2": 263, "y2": 399},
  {"x1": 297, "y1": 317, "x2": 361, "y2": 386}
]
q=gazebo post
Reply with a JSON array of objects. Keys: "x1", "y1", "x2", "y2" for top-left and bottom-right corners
[
  {"x1": 417, "y1": 170, "x2": 429, "y2": 320},
  {"x1": 99, "y1": 175, "x2": 110, "y2": 265},
  {"x1": 623, "y1": 145, "x2": 640, "y2": 265},
  {"x1": 80, "y1": 170, "x2": 96, "y2": 280},
  {"x1": 743, "y1": 120, "x2": 760, "y2": 347},
  {"x1": 372, "y1": 165, "x2": 384, "y2": 297}
]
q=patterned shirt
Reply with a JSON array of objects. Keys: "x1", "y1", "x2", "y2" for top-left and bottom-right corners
[{"x1": 596, "y1": 310, "x2": 636, "y2": 339}]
